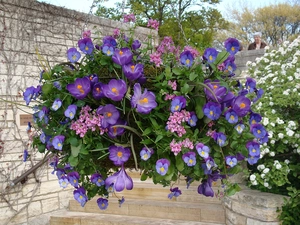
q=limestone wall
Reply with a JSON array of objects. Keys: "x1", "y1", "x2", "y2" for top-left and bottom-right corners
[{"x1": 0, "y1": 0, "x2": 157, "y2": 224}]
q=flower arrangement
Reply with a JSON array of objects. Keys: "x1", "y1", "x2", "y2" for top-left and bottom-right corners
[{"x1": 23, "y1": 16, "x2": 267, "y2": 209}]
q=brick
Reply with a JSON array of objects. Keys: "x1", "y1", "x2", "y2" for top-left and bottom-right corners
[
  {"x1": 28, "y1": 201, "x2": 42, "y2": 217},
  {"x1": 42, "y1": 197, "x2": 59, "y2": 213}
]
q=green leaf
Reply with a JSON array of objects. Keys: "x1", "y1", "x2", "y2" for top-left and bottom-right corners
[
  {"x1": 181, "y1": 83, "x2": 190, "y2": 94},
  {"x1": 214, "y1": 51, "x2": 229, "y2": 65},
  {"x1": 142, "y1": 127, "x2": 152, "y2": 136},
  {"x1": 155, "y1": 135, "x2": 163, "y2": 143},
  {"x1": 189, "y1": 72, "x2": 198, "y2": 81},
  {"x1": 149, "y1": 117, "x2": 159, "y2": 129},
  {"x1": 68, "y1": 155, "x2": 79, "y2": 167},
  {"x1": 165, "y1": 66, "x2": 172, "y2": 79},
  {"x1": 76, "y1": 100, "x2": 86, "y2": 107},
  {"x1": 38, "y1": 144, "x2": 45, "y2": 153},
  {"x1": 176, "y1": 156, "x2": 184, "y2": 172},
  {"x1": 195, "y1": 97, "x2": 205, "y2": 119},
  {"x1": 140, "y1": 173, "x2": 148, "y2": 181},
  {"x1": 172, "y1": 67, "x2": 182, "y2": 75},
  {"x1": 226, "y1": 183, "x2": 241, "y2": 196},
  {"x1": 80, "y1": 147, "x2": 89, "y2": 155},
  {"x1": 68, "y1": 137, "x2": 78, "y2": 146},
  {"x1": 42, "y1": 84, "x2": 52, "y2": 95},
  {"x1": 71, "y1": 141, "x2": 82, "y2": 157}
]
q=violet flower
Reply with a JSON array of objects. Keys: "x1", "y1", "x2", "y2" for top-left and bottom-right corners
[
  {"x1": 203, "y1": 48, "x2": 218, "y2": 63},
  {"x1": 92, "y1": 82, "x2": 105, "y2": 100},
  {"x1": 67, "y1": 47, "x2": 81, "y2": 63},
  {"x1": 109, "y1": 145, "x2": 131, "y2": 166},
  {"x1": 96, "y1": 104, "x2": 120, "y2": 128},
  {"x1": 224, "y1": 38, "x2": 240, "y2": 55},
  {"x1": 196, "y1": 143, "x2": 210, "y2": 159},
  {"x1": 170, "y1": 96, "x2": 186, "y2": 113},
  {"x1": 225, "y1": 156, "x2": 238, "y2": 167},
  {"x1": 187, "y1": 112, "x2": 198, "y2": 127},
  {"x1": 204, "y1": 80, "x2": 227, "y2": 102},
  {"x1": 91, "y1": 173, "x2": 105, "y2": 187},
  {"x1": 52, "y1": 135, "x2": 65, "y2": 150},
  {"x1": 140, "y1": 147, "x2": 154, "y2": 161},
  {"x1": 112, "y1": 48, "x2": 133, "y2": 66},
  {"x1": 64, "y1": 105, "x2": 77, "y2": 120},
  {"x1": 66, "y1": 77, "x2": 91, "y2": 100},
  {"x1": 23, "y1": 86, "x2": 36, "y2": 105},
  {"x1": 59, "y1": 176, "x2": 69, "y2": 188},
  {"x1": 213, "y1": 132, "x2": 227, "y2": 147},
  {"x1": 249, "y1": 112, "x2": 262, "y2": 125},
  {"x1": 73, "y1": 187, "x2": 88, "y2": 207},
  {"x1": 131, "y1": 83, "x2": 157, "y2": 114},
  {"x1": 103, "y1": 79, "x2": 127, "y2": 101},
  {"x1": 198, "y1": 179, "x2": 214, "y2": 197},
  {"x1": 102, "y1": 36, "x2": 117, "y2": 47},
  {"x1": 182, "y1": 152, "x2": 196, "y2": 166},
  {"x1": 168, "y1": 187, "x2": 182, "y2": 199},
  {"x1": 156, "y1": 159, "x2": 170, "y2": 176},
  {"x1": 132, "y1": 39, "x2": 141, "y2": 50},
  {"x1": 78, "y1": 38, "x2": 94, "y2": 55},
  {"x1": 122, "y1": 63, "x2": 144, "y2": 81},
  {"x1": 51, "y1": 98, "x2": 62, "y2": 111},
  {"x1": 203, "y1": 102, "x2": 222, "y2": 120},
  {"x1": 224, "y1": 108, "x2": 238, "y2": 124},
  {"x1": 234, "y1": 123, "x2": 245, "y2": 134},
  {"x1": 67, "y1": 171, "x2": 80, "y2": 188},
  {"x1": 245, "y1": 77, "x2": 256, "y2": 93},
  {"x1": 107, "y1": 119, "x2": 126, "y2": 138},
  {"x1": 97, "y1": 198, "x2": 108, "y2": 210},
  {"x1": 23, "y1": 149, "x2": 28, "y2": 162},
  {"x1": 180, "y1": 50, "x2": 194, "y2": 67},
  {"x1": 232, "y1": 95, "x2": 251, "y2": 117},
  {"x1": 250, "y1": 123, "x2": 267, "y2": 139},
  {"x1": 105, "y1": 166, "x2": 133, "y2": 192},
  {"x1": 246, "y1": 141, "x2": 260, "y2": 157},
  {"x1": 102, "y1": 44, "x2": 114, "y2": 56},
  {"x1": 253, "y1": 88, "x2": 264, "y2": 103}
]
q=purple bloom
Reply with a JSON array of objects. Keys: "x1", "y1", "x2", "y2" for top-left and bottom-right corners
[
  {"x1": 234, "y1": 123, "x2": 245, "y2": 134},
  {"x1": 73, "y1": 187, "x2": 88, "y2": 207},
  {"x1": 249, "y1": 112, "x2": 262, "y2": 125},
  {"x1": 92, "y1": 82, "x2": 105, "y2": 100},
  {"x1": 105, "y1": 166, "x2": 133, "y2": 192},
  {"x1": 213, "y1": 132, "x2": 227, "y2": 147},
  {"x1": 122, "y1": 63, "x2": 144, "y2": 81},
  {"x1": 225, "y1": 108, "x2": 238, "y2": 124},
  {"x1": 156, "y1": 159, "x2": 170, "y2": 176},
  {"x1": 168, "y1": 187, "x2": 182, "y2": 199},
  {"x1": 180, "y1": 50, "x2": 194, "y2": 67},
  {"x1": 204, "y1": 80, "x2": 227, "y2": 102},
  {"x1": 68, "y1": 171, "x2": 80, "y2": 188},
  {"x1": 236, "y1": 153, "x2": 245, "y2": 161},
  {"x1": 23, "y1": 86, "x2": 36, "y2": 105},
  {"x1": 250, "y1": 123, "x2": 267, "y2": 139},
  {"x1": 40, "y1": 132, "x2": 50, "y2": 144},
  {"x1": 64, "y1": 105, "x2": 77, "y2": 120},
  {"x1": 245, "y1": 77, "x2": 256, "y2": 93},
  {"x1": 56, "y1": 168, "x2": 65, "y2": 179},
  {"x1": 203, "y1": 102, "x2": 222, "y2": 120},
  {"x1": 78, "y1": 38, "x2": 94, "y2": 54},
  {"x1": 91, "y1": 173, "x2": 105, "y2": 186},
  {"x1": 224, "y1": 38, "x2": 240, "y2": 55},
  {"x1": 182, "y1": 152, "x2": 196, "y2": 166},
  {"x1": 170, "y1": 96, "x2": 186, "y2": 113},
  {"x1": 123, "y1": 13, "x2": 136, "y2": 23},
  {"x1": 253, "y1": 88, "x2": 264, "y2": 103},
  {"x1": 225, "y1": 156, "x2": 238, "y2": 167},
  {"x1": 97, "y1": 198, "x2": 108, "y2": 210},
  {"x1": 246, "y1": 141, "x2": 260, "y2": 157},
  {"x1": 23, "y1": 149, "x2": 28, "y2": 162},
  {"x1": 131, "y1": 83, "x2": 157, "y2": 114},
  {"x1": 102, "y1": 44, "x2": 114, "y2": 56},
  {"x1": 103, "y1": 79, "x2": 127, "y2": 101},
  {"x1": 187, "y1": 112, "x2": 198, "y2": 127},
  {"x1": 112, "y1": 48, "x2": 133, "y2": 66},
  {"x1": 221, "y1": 91, "x2": 235, "y2": 109},
  {"x1": 53, "y1": 81, "x2": 62, "y2": 90},
  {"x1": 203, "y1": 48, "x2": 218, "y2": 63},
  {"x1": 198, "y1": 180, "x2": 214, "y2": 197},
  {"x1": 109, "y1": 145, "x2": 131, "y2": 166},
  {"x1": 140, "y1": 147, "x2": 154, "y2": 161},
  {"x1": 132, "y1": 39, "x2": 141, "y2": 50},
  {"x1": 257, "y1": 133, "x2": 269, "y2": 144},
  {"x1": 51, "y1": 98, "x2": 62, "y2": 111},
  {"x1": 196, "y1": 143, "x2": 210, "y2": 158},
  {"x1": 97, "y1": 104, "x2": 120, "y2": 128},
  {"x1": 232, "y1": 96, "x2": 251, "y2": 117},
  {"x1": 103, "y1": 36, "x2": 117, "y2": 47},
  {"x1": 59, "y1": 176, "x2": 69, "y2": 188},
  {"x1": 205, "y1": 157, "x2": 216, "y2": 172},
  {"x1": 66, "y1": 77, "x2": 91, "y2": 100},
  {"x1": 118, "y1": 196, "x2": 125, "y2": 207},
  {"x1": 52, "y1": 135, "x2": 65, "y2": 150},
  {"x1": 247, "y1": 155, "x2": 260, "y2": 165},
  {"x1": 107, "y1": 119, "x2": 126, "y2": 138},
  {"x1": 67, "y1": 47, "x2": 81, "y2": 63}
]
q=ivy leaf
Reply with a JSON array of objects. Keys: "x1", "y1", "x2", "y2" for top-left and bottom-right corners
[
  {"x1": 71, "y1": 141, "x2": 82, "y2": 157},
  {"x1": 68, "y1": 155, "x2": 79, "y2": 167}
]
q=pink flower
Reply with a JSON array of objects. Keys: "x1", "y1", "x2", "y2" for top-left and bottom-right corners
[
  {"x1": 147, "y1": 19, "x2": 159, "y2": 30},
  {"x1": 113, "y1": 28, "x2": 120, "y2": 38},
  {"x1": 123, "y1": 14, "x2": 136, "y2": 23},
  {"x1": 164, "y1": 94, "x2": 176, "y2": 101},
  {"x1": 168, "y1": 80, "x2": 177, "y2": 91},
  {"x1": 82, "y1": 30, "x2": 91, "y2": 38},
  {"x1": 150, "y1": 52, "x2": 162, "y2": 67},
  {"x1": 170, "y1": 139, "x2": 182, "y2": 155},
  {"x1": 184, "y1": 46, "x2": 200, "y2": 58}
]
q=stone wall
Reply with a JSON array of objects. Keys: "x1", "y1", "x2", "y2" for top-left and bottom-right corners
[{"x1": 0, "y1": 0, "x2": 157, "y2": 224}]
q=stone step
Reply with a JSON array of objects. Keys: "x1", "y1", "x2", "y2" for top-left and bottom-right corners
[
  {"x1": 69, "y1": 198, "x2": 225, "y2": 224},
  {"x1": 50, "y1": 211, "x2": 225, "y2": 225}
]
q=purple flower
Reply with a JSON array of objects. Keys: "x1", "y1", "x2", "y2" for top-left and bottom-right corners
[
  {"x1": 203, "y1": 102, "x2": 222, "y2": 120},
  {"x1": 97, "y1": 104, "x2": 120, "y2": 128},
  {"x1": 52, "y1": 135, "x2": 65, "y2": 150},
  {"x1": 225, "y1": 108, "x2": 238, "y2": 124},
  {"x1": 182, "y1": 152, "x2": 196, "y2": 166},
  {"x1": 64, "y1": 105, "x2": 77, "y2": 120},
  {"x1": 204, "y1": 80, "x2": 227, "y2": 102},
  {"x1": 102, "y1": 44, "x2": 114, "y2": 56},
  {"x1": 205, "y1": 157, "x2": 216, "y2": 171},
  {"x1": 53, "y1": 81, "x2": 62, "y2": 90},
  {"x1": 103, "y1": 79, "x2": 127, "y2": 101},
  {"x1": 118, "y1": 196, "x2": 125, "y2": 207},
  {"x1": 232, "y1": 96, "x2": 251, "y2": 117},
  {"x1": 250, "y1": 123, "x2": 267, "y2": 139},
  {"x1": 180, "y1": 50, "x2": 194, "y2": 67},
  {"x1": 236, "y1": 153, "x2": 245, "y2": 161},
  {"x1": 131, "y1": 83, "x2": 157, "y2": 114},
  {"x1": 112, "y1": 48, "x2": 133, "y2": 66},
  {"x1": 221, "y1": 91, "x2": 236, "y2": 109},
  {"x1": 23, "y1": 86, "x2": 36, "y2": 105},
  {"x1": 225, "y1": 156, "x2": 238, "y2": 167},
  {"x1": 249, "y1": 112, "x2": 262, "y2": 125},
  {"x1": 67, "y1": 47, "x2": 81, "y2": 63},
  {"x1": 235, "y1": 123, "x2": 245, "y2": 134},
  {"x1": 123, "y1": 13, "x2": 136, "y2": 23},
  {"x1": 78, "y1": 38, "x2": 94, "y2": 54},
  {"x1": 213, "y1": 132, "x2": 227, "y2": 147},
  {"x1": 224, "y1": 38, "x2": 240, "y2": 55},
  {"x1": 222, "y1": 55, "x2": 237, "y2": 74},
  {"x1": 257, "y1": 133, "x2": 269, "y2": 144},
  {"x1": 92, "y1": 82, "x2": 105, "y2": 100},
  {"x1": 245, "y1": 77, "x2": 256, "y2": 93},
  {"x1": 105, "y1": 166, "x2": 133, "y2": 192},
  {"x1": 51, "y1": 98, "x2": 62, "y2": 111},
  {"x1": 103, "y1": 36, "x2": 117, "y2": 47},
  {"x1": 168, "y1": 187, "x2": 182, "y2": 199},
  {"x1": 203, "y1": 48, "x2": 218, "y2": 63},
  {"x1": 253, "y1": 88, "x2": 264, "y2": 103},
  {"x1": 132, "y1": 39, "x2": 141, "y2": 50},
  {"x1": 247, "y1": 155, "x2": 260, "y2": 165},
  {"x1": 122, "y1": 63, "x2": 144, "y2": 81},
  {"x1": 246, "y1": 141, "x2": 260, "y2": 157},
  {"x1": 140, "y1": 147, "x2": 154, "y2": 161},
  {"x1": 170, "y1": 96, "x2": 186, "y2": 112},
  {"x1": 68, "y1": 171, "x2": 80, "y2": 188},
  {"x1": 59, "y1": 176, "x2": 69, "y2": 188},
  {"x1": 187, "y1": 112, "x2": 198, "y2": 127},
  {"x1": 196, "y1": 143, "x2": 210, "y2": 158},
  {"x1": 108, "y1": 119, "x2": 127, "y2": 138},
  {"x1": 109, "y1": 145, "x2": 131, "y2": 166},
  {"x1": 156, "y1": 159, "x2": 170, "y2": 176},
  {"x1": 97, "y1": 198, "x2": 108, "y2": 210},
  {"x1": 73, "y1": 187, "x2": 88, "y2": 207},
  {"x1": 91, "y1": 173, "x2": 105, "y2": 187},
  {"x1": 198, "y1": 180, "x2": 214, "y2": 197},
  {"x1": 66, "y1": 77, "x2": 91, "y2": 100},
  {"x1": 23, "y1": 149, "x2": 28, "y2": 162}
]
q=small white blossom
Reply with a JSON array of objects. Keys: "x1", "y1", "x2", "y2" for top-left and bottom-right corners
[
  {"x1": 270, "y1": 140, "x2": 275, "y2": 144},
  {"x1": 278, "y1": 133, "x2": 284, "y2": 139},
  {"x1": 263, "y1": 168, "x2": 270, "y2": 174},
  {"x1": 271, "y1": 109, "x2": 276, "y2": 114},
  {"x1": 288, "y1": 76, "x2": 294, "y2": 81},
  {"x1": 283, "y1": 90, "x2": 289, "y2": 95},
  {"x1": 276, "y1": 164, "x2": 282, "y2": 170},
  {"x1": 264, "y1": 182, "x2": 269, "y2": 187},
  {"x1": 270, "y1": 122, "x2": 275, "y2": 127},
  {"x1": 261, "y1": 174, "x2": 265, "y2": 179},
  {"x1": 284, "y1": 159, "x2": 290, "y2": 164},
  {"x1": 264, "y1": 148, "x2": 270, "y2": 153},
  {"x1": 269, "y1": 152, "x2": 275, "y2": 157},
  {"x1": 252, "y1": 180, "x2": 258, "y2": 185},
  {"x1": 276, "y1": 118, "x2": 284, "y2": 124},
  {"x1": 287, "y1": 130, "x2": 294, "y2": 137},
  {"x1": 269, "y1": 102, "x2": 274, "y2": 106},
  {"x1": 257, "y1": 164, "x2": 265, "y2": 171},
  {"x1": 250, "y1": 174, "x2": 256, "y2": 181}
]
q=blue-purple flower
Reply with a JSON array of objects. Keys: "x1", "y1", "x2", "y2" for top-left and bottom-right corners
[
  {"x1": 53, "y1": 81, "x2": 62, "y2": 90},
  {"x1": 170, "y1": 96, "x2": 186, "y2": 112},
  {"x1": 91, "y1": 173, "x2": 105, "y2": 187},
  {"x1": 73, "y1": 187, "x2": 88, "y2": 207},
  {"x1": 23, "y1": 149, "x2": 28, "y2": 162},
  {"x1": 68, "y1": 171, "x2": 80, "y2": 188},
  {"x1": 122, "y1": 63, "x2": 144, "y2": 81},
  {"x1": 225, "y1": 156, "x2": 238, "y2": 167},
  {"x1": 97, "y1": 104, "x2": 120, "y2": 128},
  {"x1": 52, "y1": 135, "x2": 65, "y2": 150},
  {"x1": 246, "y1": 141, "x2": 260, "y2": 157},
  {"x1": 156, "y1": 159, "x2": 170, "y2": 176},
  {"x1": 59, "y1": 176, "x2": 69, "y2": 188},
  {"x1": 64, "y1": 105, "x2": 77, "y2": 120},
  {"x1": 204, "y1": 80, "x2": 227, "y2": 102},
  {"x1": 105, "y1": 166, "x2": 133, "y2": 192},
  {"x1": 203, "y1": 48, "x2": 218, "y2": 63},
  {"x1": 67, "y1": 47, "x2": 81, "y2": 62},
  {"x1": 180, "y1": 50, "x2": 194, "y2": 67},
  {"x1": 232, "y1": 95, "x2": 251, "y2": 117},
  {"x1": 213, "y1": 132, "x2": 227, "y2": 147},
  {"x1": 234, "y1": 123, "x2": 245, "y2": 134},
  {"x1": 224, "y1": 38, "x2": 240, "y2": 55},
  {"x1": 51, "y1": 98, "x2": 62, "y2": 111},
  {"x1": 78, "y1": 38, "x2": 94, "y2": 54},
  {"x1": 198, "y1": 180, "x2": 214, "y2": 197},
  {"x1": 249, "y1": 112, "x2": 262, "y2": 125},
  {"x1": 92, "y1": 82, "x2": 105, "y2": 100},
  {"x1": 66, "y1": 77, "x2": 91, "y2": 100},
  {"x1": 23, "y1": 86, "x2": 36, "y2": 105},
  {"x1": 225, "y1": 109, "x2": 238, "y2": 124},
  {"x1": 203, "y1": 102, "x2": 222, "y2": 120},
  {"x1": 103, "y1": 79, "x2": 127, "y2": 101},
  {"x1": 102, "y1": 44, "x2": 114, "y2": 56},
  {"x1": 140, "y1": 147, "x2": 154, "y2": 161},
  {"x1": 250, "y1": 123, "x2": 267, "y2": 139},
  {"x1": 182, "y1": 152, "x2": 196, "y2": 166},
  {"x1": 196, "y1": 143, "x2": 210, "y2": 159},
  {"x1": 112, "y1": 48, "x2": 133, "y2": 66},
  {"x1": 247, "y1": 155, "x2": 260, "y2": 165},
  {"x1": 253, "y1": 88, "x2": 264, "y2": 103},
  {"x1": 245, "y1": 77, "x2": 256, "y2": 93},
  {"x1": 97, "y1": 198, "x2": 108, "y2": 210},
  {"x1": 187, "y1": 112, "x2": 198, "y2": 127},
  {"x1": 168, "y1": 187, "x2": 182, "y2": 199},
  {"x1": 109, "y1": 145, "x2": 131, "y2": 166},
  {"x1": 132, "y1": 39, "x2": 141, "y2": 50},
  {"x1": 131, "y1": 83, "x2": 157, "y2": 114},
  {"x1": 107, "y1": 119, "x2": 126, "y2": 138}
]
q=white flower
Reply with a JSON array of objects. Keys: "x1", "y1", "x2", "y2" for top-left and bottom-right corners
[
  {"x1": 257, "y1": 164, "x2": 265, "y2": 171},
  {"x1": 252, "y1": 180, "x2": 258, "y2": 185},
  {"x1": 269, "y1": 102, "x2": 274, "y2": 106},
  {"x1": 268, "y1": 131, "x2": 273, "y2": 138},
  {"x1": 264, "y1": 148, "x2": 270, "y2": 153},
  {"x1": 283, "y1": 90, "x2": 289, "y2": 95},
  {"x1": 270, "y1": 140, "x2": 275, "y2": 144},
  {"x1": 250, "y1": 174, "x2": 256, "y2": 181},
  {"x1": 261, "y1": 174, "x2": 265, "y2": 179},
  {"x1": 284, "y1": 159, "x2": 290, "y2": 164},
  {"x1": 278, "y1": 133, "x2": 284, "y2": 139},
  {"x1": 264, "y1": 182, "x2": 269, "y2": 187},
  {"x1": 271, "y1": 109, "x2": 276, "y2": 114},
  {"x1": 276, "y1": 118, "x2": 284, "y2": 124},
  {"x1": 275, "y1": 164, "x2": 282, "y2": 170},
  {"x1": 287, "y1": 130, "x2": 294, "y2": 137},
  {"x1": 269, "y1": 152, "x2": 275, "y2": 157},
  {"x1": 270, "y1": 122, "x2": 275, "y2": 127},
  {"x1": 263, "y1": 168, "x2": 270, "y2": 174},
  {"x1": 288, "y1": 76, "x2": 294, "y2": 81},
  {"x1": 265, "y1": 46, "x2": 270, "y2": 50}
]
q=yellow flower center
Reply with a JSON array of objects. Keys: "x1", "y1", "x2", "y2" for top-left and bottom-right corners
[
  {"x1": 73, "y1": 179, "x2": 77, "y2": 183},
  {"x1": 107, "y1": 50, "x2": 111, "y2": 55},
  {"x1": 230, "y1": 115, "x2": 235, "y2": 120},
  {"x1": 189, "y1": 159, "x2": 194, "y2": 164},
  {"x1": 240, "y1": 102, "x2": 246, "y2": 109},
  {"x1": 139, "y1": 98, "x2": 148, "y2": 104},
  {"x1": 77, "y1": 84, "x2": 84, "y2": 93},
  {"x1": 111, "y1": 87, "x2": 118, "y2": 94},
  {"x1": 213, "y1": 85, "x2": 218, "y2": 89},
  {"x1": 96, "y1": 87, "x2": 101, "y2": 93},
  {"x1": 160, "y1": 167, "x2": 165, "y2": 172},
  {"x1": 106, "y1": 112, "x2": 112, "y2": 117},
  {"x1": 131, "y1": 65, "x2": 135, "y2": 72},
  {"x1": 143, "y1": 154, "x2": 148, "y2": 159},
  {"x1": 257, "y1": 130, "x2": 261, "y2": 134},
  {"x1": 186, "y1": 59, "x2": 190, "y2": 65},
  {"x1": 117, "y1": 151, "x2": 123, "y2": 158},
  {"x1": 119, "y1": 50, "x2": 123, "y2": 55},
  {"x1": 85, "y1": 46, "x2": 89, "y2": 51},
  {"x1": 231, "y1": 46, "x2": 235, "y2": 52},
  {"x1": 209, "y1": 55, "x2": 213, "y2": 61},
  {"x1": 209, "y1": 111, "x2": 213, "y2": 116}
]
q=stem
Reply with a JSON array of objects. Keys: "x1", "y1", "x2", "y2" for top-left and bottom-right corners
[
  {"x1": 130, "y1": 134, "x2": 138, "y2": 170},
  {"x1": 112, "y1": 125, "x2": 142, "y2": 138},
  {"x1": 97, "y1": 152, "x2": 109, "y2": 160},
  {"x1": 219, "y1": 147, "x2": 228, "y2": 178}
]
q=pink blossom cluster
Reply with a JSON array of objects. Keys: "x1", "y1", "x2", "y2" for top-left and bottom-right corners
[
  {"x1": 164, "y1": 93, "x2": 176, "y2": 101},
  {"x1": 123, "y1": 14, "x2": 136, "y2": 23},
  {"x1": 82, "y1": 30, "x2": 91, "y2": 38},
  {"x1": 70, "y1": 106, "x2": 107, "y2": 138},
  {"x1": 149, "y1": 52, "x2": 163, "y2": 67},
  {"x1": 206, "y1": 129, "x2": 216, "y2": 138},
  {"x1": 168, "y1": 80, "x2": 177, "y2": 91},
  {"x1": 170, "y1": 138, "x2": 194, "y2": 155},
  {"x1": 113, "y1": 28, "x2": 120, "y2": 38},
  {"x1": 184, "y1": 46, "x2": 200, "y2": 58},
  {"x1": 156, "y1": 37, "x2": 179, "y2": 55},
  {"x1": 166, "y1": 110, "x2": 191, "y2": 137},
  {"x1": 147, "y1": 19, "x2": 159, "y2": 30}
]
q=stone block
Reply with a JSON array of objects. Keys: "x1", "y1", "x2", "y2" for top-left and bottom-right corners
[
  {"x1": 226, "y1": 208, "x2": 247, "y2": 225},
  {"x1": 247, "y1": 218, "x2": 280, "y2": 225},
  {"x1": 28, "y1": 200, "x2": 42, "y2": 217},
  {"x1": 42, "y1": 197, "x2": 59, "y2": 213},
  {"x1": 58, "y1": 189, "x2": 74, "y2": 209}
]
